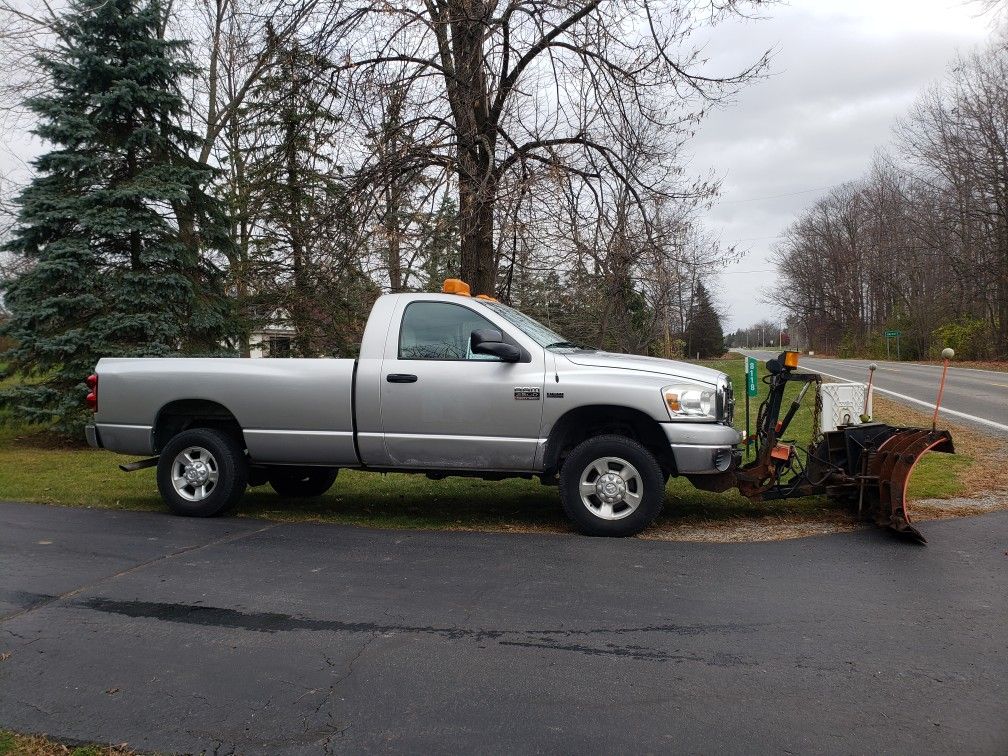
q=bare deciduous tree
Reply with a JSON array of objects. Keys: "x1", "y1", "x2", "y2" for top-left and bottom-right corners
[
  {"x1": 772, "y1": 39, "x2": 1008, "y2": 359},
  {"x1": 329, "y1": 0, "x2": 770, "y2": 295}
]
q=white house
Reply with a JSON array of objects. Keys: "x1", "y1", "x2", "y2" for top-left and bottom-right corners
[{"x1": 249, "y1": 310, "x2": 296, "y2": 358}]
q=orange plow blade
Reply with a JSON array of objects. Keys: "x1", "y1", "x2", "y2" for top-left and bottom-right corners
[{"x1": 864, "y1": 429, "x2": 955, "y2": 544}]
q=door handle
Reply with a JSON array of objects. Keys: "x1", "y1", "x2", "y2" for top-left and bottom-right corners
[{"x1": 386, "y1": 373, "x2": 418, "y2": 383}]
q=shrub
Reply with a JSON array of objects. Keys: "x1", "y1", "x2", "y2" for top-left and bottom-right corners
[{"x1": 931, "y1": 319, "x2": 989, "y2": 360}]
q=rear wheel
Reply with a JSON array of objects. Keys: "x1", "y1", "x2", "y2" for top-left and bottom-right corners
[
  {"x1": 559, "y1": 434, "x2": 665, "y2": 537},
  {"x1": 268, "y1": 467, "x2": 338, "y2": 498},
  {"x1": 156, "y1": 428, "x2": 248, "y2": 517}
]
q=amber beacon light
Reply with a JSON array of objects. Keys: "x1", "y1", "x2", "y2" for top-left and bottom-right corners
[{"x1": 442, "y1": 278, "x2": 471, "y2": 296}]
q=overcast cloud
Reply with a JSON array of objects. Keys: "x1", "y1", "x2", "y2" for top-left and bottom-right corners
[{"x1": 690, "y1": 0, "x2": 992, "y2": 331}]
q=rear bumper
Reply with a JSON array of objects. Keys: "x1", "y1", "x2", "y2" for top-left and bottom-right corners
[
  {"x1": 662, "y1": 422, "x2": 741, "y2": 475},
  {"x1": 85, "y1": 423, "x2": 153, "y2": 455}
]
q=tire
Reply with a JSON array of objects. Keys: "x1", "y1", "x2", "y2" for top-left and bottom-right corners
[
  {"x1": 268, "y1": 467, "x2": 338, "y2": 498},
  {"x1": 156, "y1": 427, "x2": 248, "y2": 517},
  {"x1": 559, "y1": 434, "x2": 665, "y2": 537}
]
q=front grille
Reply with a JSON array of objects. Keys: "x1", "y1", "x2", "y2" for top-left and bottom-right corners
[{"x1": 719, "y1": 377, "x2": 735, "y2": 425}]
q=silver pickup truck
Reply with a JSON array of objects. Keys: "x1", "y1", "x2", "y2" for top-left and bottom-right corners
[{"x1": 86, "y1": 282, "x2": 739, "y2": 536}]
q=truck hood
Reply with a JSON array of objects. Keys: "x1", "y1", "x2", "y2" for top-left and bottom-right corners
[{"x1": 563, "y1": 351, "x2": 726, "y2": 385}]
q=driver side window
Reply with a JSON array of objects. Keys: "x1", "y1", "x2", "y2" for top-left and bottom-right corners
[{"x1": 399, "y1": 301, "x2": 500, "y2": 361}]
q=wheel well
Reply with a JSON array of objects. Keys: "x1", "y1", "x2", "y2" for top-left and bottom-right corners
[
  {"x1": 152, "y1": 399, "x2": 244, "y2": 453},
  {"x1": 542, "y1": 405, "x2": 674, "y2": 478}
]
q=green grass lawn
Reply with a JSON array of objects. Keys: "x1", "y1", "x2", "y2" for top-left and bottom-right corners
[
  {"x1": 0, "y1": 728, "x2": 131, "y2": 756},
  {"x1": 0, "y1": 355, "x2": 971, "y2": 533}
]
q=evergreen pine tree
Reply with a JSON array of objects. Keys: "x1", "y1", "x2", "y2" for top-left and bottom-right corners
[
  {"x1": 685, "y1": 281, "x2": 725, "y2": 358},
  {"x1": 241, "y1": 36, "x2": 347, "y2": 357},
  {"x1": 421, "y1": 196, "x2": 460, "y2": 291},
  {"x1": 0, "y1": 0, "x2": 235, "y2": 432}
]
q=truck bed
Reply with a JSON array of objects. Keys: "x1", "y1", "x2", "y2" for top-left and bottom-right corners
[{"x1": 93, "y1": 358, "x2": 358, "y2": 465}]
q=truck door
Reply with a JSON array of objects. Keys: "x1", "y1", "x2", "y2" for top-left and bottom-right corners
[{"x1": 379, "y1": 300, "x2": 545, "y2": 470}]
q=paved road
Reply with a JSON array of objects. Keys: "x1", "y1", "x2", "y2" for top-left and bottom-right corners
[
  {"x1": 1, "y1": 502, "x2": 1006, "y2": 754},
  {"x1": 741, "y1": 350, "x2": 1008, "y2": 437}
]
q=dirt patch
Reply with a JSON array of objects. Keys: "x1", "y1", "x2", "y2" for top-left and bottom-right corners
[
  {"x1": 446, "y1": 521, "x2": 571, "y2": 536},
  {"x1": 645, "y1": 511, "x2": 859, "y2": 543},
  {"x1": 5, "y1": 429, "x2": 90, "y2": 451},
  {"x1": 912, "y1": 493, "x2": 1008, "y2": 520},
  {"x1": 443, "y1": 511, "x2": 863, "y2": 542}
]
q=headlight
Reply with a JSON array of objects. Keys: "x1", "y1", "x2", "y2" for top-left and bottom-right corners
[{"x1": 662, "y1": 384, "x2": 717, "y2": 419}]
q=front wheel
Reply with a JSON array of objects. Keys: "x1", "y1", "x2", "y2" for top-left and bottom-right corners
[
  {"x1": 156, "y1": 428, "x2": 248, "y2": 517},
  {"x1": 268, "y1": 467, "x2": 338, "y2": 498},
  {"x1": 559, "y1": 434, "x2": 665, "y2": 537}
]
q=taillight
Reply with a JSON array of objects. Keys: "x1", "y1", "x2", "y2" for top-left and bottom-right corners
[{"x1": 85, "y1": 374, "x2": 98, "y2": 412}]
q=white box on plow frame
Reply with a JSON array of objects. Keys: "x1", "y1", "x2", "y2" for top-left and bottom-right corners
[{"x1": 819, "y1": 382, "x2": 872, "y2": 433}]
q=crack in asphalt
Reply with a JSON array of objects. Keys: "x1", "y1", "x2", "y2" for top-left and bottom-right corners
[
  {"x1": 78, "y1": 596, "x2": 762, "y2": 640},
  {"x1": 497, "y1": 639, "x2": 754, "y2": 665},
  {"x1": 74, "y1": 596, "x2": 762, "y2": 665}
]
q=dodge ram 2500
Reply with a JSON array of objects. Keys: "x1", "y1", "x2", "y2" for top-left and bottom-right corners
[{"x1": 86, "y1": 279, "x2": 739, "y2": 536}]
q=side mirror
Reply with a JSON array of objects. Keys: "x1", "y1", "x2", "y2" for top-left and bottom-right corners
[{"x1": 470, "y1": 329, "x2": 521, "y2": 362}]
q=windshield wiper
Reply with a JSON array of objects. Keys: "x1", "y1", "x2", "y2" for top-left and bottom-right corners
[{"x1": 544, "y1": 341, "x2": 595, "y2": 351}]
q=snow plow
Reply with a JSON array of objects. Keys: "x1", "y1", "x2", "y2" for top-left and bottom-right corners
[{"x1": 731, "y1": 351, "x2": 955, "y2": 544}]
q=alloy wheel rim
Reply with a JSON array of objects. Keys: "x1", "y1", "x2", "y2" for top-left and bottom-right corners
[
  {"x1": 171, "y1": 446, "x2": 220, "y2": 502},
  {"x1": 578, "y1": 456, "x2": 643, "y2": 520}
]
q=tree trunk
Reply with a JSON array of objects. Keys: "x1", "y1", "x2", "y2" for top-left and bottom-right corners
[
  {"x1": 385, "y1": 184, "x2": 403, "y2": 292},
  {"x1": 458, "y1": 167, "x2": 496, "y2": 295},
  {"x1": 443, "y1": 0, "x2": 496, "y2": 296}
]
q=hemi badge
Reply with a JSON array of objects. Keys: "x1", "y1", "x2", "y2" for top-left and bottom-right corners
[{"x1": 514, "y1": 387, "x2": 541, "y2": 400}]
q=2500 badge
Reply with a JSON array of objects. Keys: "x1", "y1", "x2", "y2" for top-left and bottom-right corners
[{"x1": 514, "y1": 387, "x2": 541, "y2": 400}]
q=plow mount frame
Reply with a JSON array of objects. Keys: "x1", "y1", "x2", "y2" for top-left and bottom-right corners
[{"x1": 732, "y1": 352, "x2": 954, "y2": 544}]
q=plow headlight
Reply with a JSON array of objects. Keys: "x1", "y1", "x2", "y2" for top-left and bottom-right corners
[{"x1": 663, "y1": 384, "x2": 716, "y2": 419}]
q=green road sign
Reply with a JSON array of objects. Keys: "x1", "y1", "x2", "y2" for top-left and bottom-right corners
[
  {"x1": 746, "y1": 356, "x2": 759, "y2": 397},
  {"x1": 884, "y1": 330, "x2": 901, "y2": 338}
]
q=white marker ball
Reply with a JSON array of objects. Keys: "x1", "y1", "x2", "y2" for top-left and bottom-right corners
[
  {"x1": 941, "y1": 347, "x2": 955, "y2": 360},
  {"x1": 869, "y1": 363, "x2": 877, "y2": 371}
]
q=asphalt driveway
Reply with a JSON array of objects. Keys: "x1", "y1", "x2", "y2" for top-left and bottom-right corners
[{"x1": 1, "y1": 501, "x2": 1006, "y2": 754}]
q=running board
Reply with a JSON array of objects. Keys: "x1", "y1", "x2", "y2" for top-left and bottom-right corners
[{"x1": 119, "y1": 457, "x2": 159, "y2": 473}]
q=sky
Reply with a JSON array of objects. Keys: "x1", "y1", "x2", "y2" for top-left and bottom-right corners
[{"x1": 689, "y1": 0, "x2": 994, "y2": 331}]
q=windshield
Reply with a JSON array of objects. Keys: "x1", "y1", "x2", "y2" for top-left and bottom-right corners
[{"x1": 479, "y1": 300, "x2": 583, "y2": 349}]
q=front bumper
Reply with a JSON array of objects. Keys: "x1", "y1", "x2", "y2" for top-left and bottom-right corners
[
  {"x1": 85, "y1": 423, "x2": 101, "y2": 449},
  {"x1": 662, "y1": 422, "x2": 741, "y2": 475}
]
